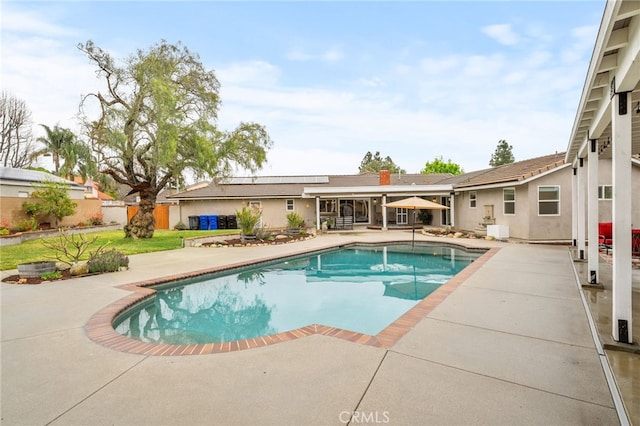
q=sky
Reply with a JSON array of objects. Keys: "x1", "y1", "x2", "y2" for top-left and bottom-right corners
[{"x1": 1, "y1": 0, "x2": 606, "y2": 177}]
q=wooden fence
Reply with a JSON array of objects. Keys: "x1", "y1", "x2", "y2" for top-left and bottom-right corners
[{"x1": 126, "y1": 205, "x2": 170, "y2": 230}]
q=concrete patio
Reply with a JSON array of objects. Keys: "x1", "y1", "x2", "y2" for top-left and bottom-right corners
[{"x1": 1, "y1": 230, "x2": 635, "y2": 425}]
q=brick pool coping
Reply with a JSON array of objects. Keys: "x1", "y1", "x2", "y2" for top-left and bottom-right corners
[{"x1": 85, "y1": 245, "x2": 500, "y2": 356}]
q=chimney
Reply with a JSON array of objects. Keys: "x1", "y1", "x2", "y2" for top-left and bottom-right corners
[{"x1": 379, "y1": 170, "x2": 390, "y2": 186}]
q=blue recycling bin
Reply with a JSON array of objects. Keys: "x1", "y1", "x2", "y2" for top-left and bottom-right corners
[
  {"x1": 198, "y1": 215, "x2": 209, "y2": 230},
  {"x1": 208, "y1": 215, "x2": 218, "y2": 230}
]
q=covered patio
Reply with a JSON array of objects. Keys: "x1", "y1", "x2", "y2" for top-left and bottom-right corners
[{"x1": 566, "y1": 0, "x2": 640, "y2": 345}]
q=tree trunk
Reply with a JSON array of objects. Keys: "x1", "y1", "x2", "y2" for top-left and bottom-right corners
[{"x1": 125, "y1": 189, "x2": 156, "y2": 239}]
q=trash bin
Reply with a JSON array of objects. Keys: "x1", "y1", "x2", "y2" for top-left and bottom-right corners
[
  {"x1": 227, "y1": 214, "x2": 238, "y2": 229},
  {"x1": 199, "y1": 215, "x2": 209, "y2": 230},
  {"x1": 188, "y1": 216, "x2": 199, "y2": 230},
  {"x1": 208, "y1": 215, "x2": 218, "y2": 230},
  {"x1": 217, "y1": 215, "x2": 227, "y2": 230}
]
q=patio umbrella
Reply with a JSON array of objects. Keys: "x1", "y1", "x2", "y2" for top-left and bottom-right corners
[{"x1": 383, "y1": 196, "x2": 449, "y2": 246}]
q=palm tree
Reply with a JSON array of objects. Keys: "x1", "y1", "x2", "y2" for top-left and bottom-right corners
[
  {"x1": 33, "y1": 124, "x2": 97, "y2": 180},
  {"x1": 33, "y1": 124, "x2": 76, "y2": 176}
]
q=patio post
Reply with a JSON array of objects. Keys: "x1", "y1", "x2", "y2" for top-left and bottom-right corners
[
  {"x1": 315, "y1": 197, "x2": 320, "y2": 231},
  {"x1": 611, "y1": 91, "x2": 632, "y2": 343},
  {"x1": 382, "y1": 194, "x2": 388, "y2": 230},
  {"x1": 449, "y1": 192, "x2": 455, "y2": 227},
  {"x1": 571, "y1": 167, "x2": 578, "y2": 247},
  {"x1": 576, "y1": 157, "x2": 586, "y2": 260},
  {"x1": 587, "y1": 139, "x2": 599, "y2": 284}
]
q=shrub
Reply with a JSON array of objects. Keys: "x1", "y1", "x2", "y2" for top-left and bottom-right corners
[
  {"x1": 0, "y1": 218, "x2": 11, "y2": 230},
  {"x1": 22, "y1": 201, "x2": 41, "y2": 217},
  {"x1": 86, "y1": 211, "x2": 104, "y2": 226},
  {"x1": 417, "y1": 210, "x2": 433, "y2": 225},
  {"x1": 87, "y1": 249, "x2": 129, "y2": 273},
  {"x1": 235, "y1": 206, "x2": 261, "y2": 235},
  {"x1": 286, "y1": 212, "x2": 305, "y2": 229},
  {"x1": 41, "y1": 271, "x2": 62, "y2": 280},
  {"x1": 255, "y1": 224, "x2": 271, "y2": 240},
  {"x1": 28, "y1": 180, "x2": 77, "y2": 227},
  {"x1": 40, "y1": 230, "x2": 103, "y2": 266},
  {"x1": 0, "y1": 228, "x2": 9, "y2": 235},
  {"x1": 174, "y1": 221, "x2": 188, "y2": 230},
  {"x1": 16, "y1": 217, "x2": 37, "y2": 232}
]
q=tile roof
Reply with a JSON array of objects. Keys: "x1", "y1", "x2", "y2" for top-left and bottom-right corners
[
  {"x1": 166, "y1": 153, "x2": 568, "y2": 200},
  {"x1": 444, "y1": 152, "x2": 567, "y2": 188},
  {"x1": 169, "y1": 173, "x2": 453, "y2": 200}
]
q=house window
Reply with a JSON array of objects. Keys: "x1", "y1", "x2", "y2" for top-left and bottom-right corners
[
  {"x1": 319, "y1": 199, "x2": 336, "y2": 214},
  {"x1": 285, "y1": 199, "x2": 294, "y2": 211},
  {"x1": 538, "y1": 185, "x2": 560, "y2": 216},
  {"x1": 469, "y1": 191, "x2": 477, "y2": 208},
  {"x1": 598, "y1": 185, "x2": 612, "y2": 200},
  {"x1": 18, "y1": 191, "x2": 29, "y2": 198},
  {"x1": 503, "y1": 188, "x2": 515, "y2": 215}
]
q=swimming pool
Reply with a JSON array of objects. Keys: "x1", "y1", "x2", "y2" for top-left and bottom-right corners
[{"x1": 114, "y1": 243, "x2": 483, "y2": 345}]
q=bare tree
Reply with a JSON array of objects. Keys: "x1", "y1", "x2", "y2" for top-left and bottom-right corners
[{"x1": 0, "y1": 91, "x2": 37, "y2": 168}]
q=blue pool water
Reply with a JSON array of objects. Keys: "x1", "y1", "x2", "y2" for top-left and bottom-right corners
[{"x1": 114, "y1": 244, "x2": 483, "y2": 345}]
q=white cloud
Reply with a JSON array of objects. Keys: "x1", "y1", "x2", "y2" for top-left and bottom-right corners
[
  {"x1": 1, "y1": 8, "x2": 78, "y2": 38},
  {"x1": 358, "y1": 77, "x2": 385, "y2": 88},
  {"x1": 1, "y1": 2, "x2": 599, "y2": 178},
  {"x1": 463, "y1": 54, "x2": 505, "y2": 77},
  {"x1": 419, "y1": 56, "x2": 460, "y2": 75},
  {"x1": 482, "y1": 24, "x2": 520, "y2": 46},
  {"x1": 2, "y1": 35, "x2": 100, "y2": 137},
  {"x1": 216, "y1": 61, "x2": 281, "y2": 87}
]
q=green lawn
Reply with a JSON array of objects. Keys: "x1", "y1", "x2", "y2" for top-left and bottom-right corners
[{"x1": 0, "y1": 229, "x2": 238, "y2": 271}]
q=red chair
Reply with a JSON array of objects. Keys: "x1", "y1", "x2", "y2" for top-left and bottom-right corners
[
  {"x1": 632, "y1": 229, "x2": 640, "y2": 257},
  {"x1": 598, "y1": 222, "x2": 613, "y2": 253}
]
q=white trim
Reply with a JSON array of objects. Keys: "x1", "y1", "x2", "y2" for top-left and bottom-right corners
[
  {"x1": 537, "y1": 185, "x2": 561, "y2": 216},
  {"x1": 598, "y1": 185, "x2": 613, "y2": 200},
  {"x1": 302, "y1": 184, "x2": 453, "y2": 197},
  {"x1": 503, "y1": 188, "x2": 516, "y2": 216}
]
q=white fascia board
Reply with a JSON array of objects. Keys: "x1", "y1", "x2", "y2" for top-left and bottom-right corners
[
  {"x1": 615, "y1": 14, "x2": 640, "y2": 91},
  {"x1": 566, "y1": 0, "x2": 620, "y2": 163},
  {"x1": 302, "y1": 184, "x2": 453, "y2": 198},
  {"x1": 454, "y1": 164, "x2": 571, "y2": 193}
]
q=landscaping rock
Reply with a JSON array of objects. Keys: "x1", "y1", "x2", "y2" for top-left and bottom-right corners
[
  {"x1": 56, "y1": 262, "x2": 71, "y2": 271},
  {"x1": 70, "y1": 262, "x2": 89, "y2": 276}
]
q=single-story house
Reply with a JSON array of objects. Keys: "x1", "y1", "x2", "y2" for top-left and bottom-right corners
[
  {"x1": 0, "y1": 167, "x2": 101, "y2": 228},
  {"x1": 448, "y1": 153, "x2": 640, "y2": 241},
  {"x1": 167, "y1": 153, "x2": 640, "y2": 241},
  {"x1": 167, "y1": 172, "x2": 455, "y2": 231}
]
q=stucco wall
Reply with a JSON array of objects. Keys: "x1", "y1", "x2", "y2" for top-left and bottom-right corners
[
  {"x1": 174, "y1": 198, "x2": 316, "y2": 230},
  {"x1": 454, "y1": 192, "x2": 485, "y2": 232},
  {"x1": 595, "y1": 160, "x2": 640, "y2": 226},
  {"x1": 455, "y1": 186, "x2": 530, "y2": 239},
  {"x1": 101, "y1": 205, "x2": 127, "y2": 226},
  {"x1": 526, "y1": 168, "x2": 572, "y2": 241},
  {"x1": 0, "y1": 197, "x2": 102, "y2": 228}
]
